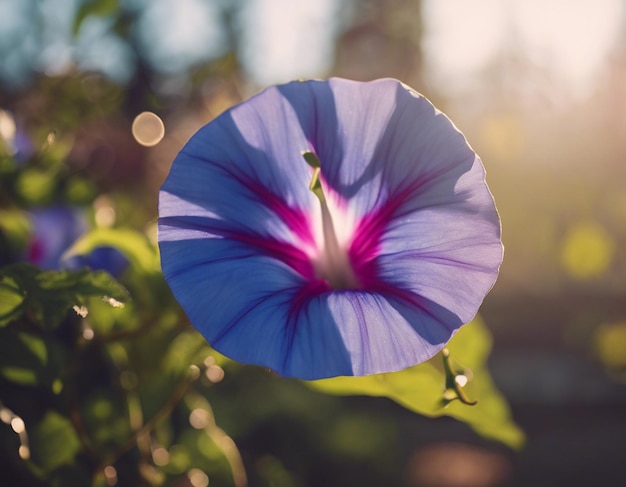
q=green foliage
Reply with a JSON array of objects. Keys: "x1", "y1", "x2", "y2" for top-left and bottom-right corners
[
  {"x1": 0, "y1": 329, "x2": 48, "y2": 386},
  {"x1": 0, "y1": 264, "x2": 128, "y2": 329},
  {"x1": 0, "y1": 276, "x2": 25, "y2": 327},
  {"x1": 307, "y1": 317, "x2": 525, "y2": 449},
  {"x1": 29, "y1": 412, "x2": 81, "y2": 473},
  {"x1": 0, "y1": 257, "x2": 243, "y2": 486},
  {"x1": 0, "y1": 132, "x2": 97, "y2": 208}
]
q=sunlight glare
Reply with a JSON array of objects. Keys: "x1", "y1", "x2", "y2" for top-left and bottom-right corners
[
  {"x1": 423, "y1": 0, "x2": 506, "y2": 87},
  {"x1": 454, "y1": 374, "x2": 468, "y2": 388},
  {"x1": 423, "y1": 0, "x2": 624, "y2": 96},
  {"x1": 513, "y1": 0, "x2": 624, "y2": 95},
  {"x1": 240, "y1": 0, "x2": 339, "y2": 85}
]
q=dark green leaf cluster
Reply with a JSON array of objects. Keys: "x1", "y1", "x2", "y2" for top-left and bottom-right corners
[
  {"x1": 0, "y1": 75, "x2": 244, "y2": 486},
  {"x1": 0, "y1": 254, "x2": 243, "y2": 486},
  {"x1": 0, "y1": 263, "x2": 128, "y2": 329}
]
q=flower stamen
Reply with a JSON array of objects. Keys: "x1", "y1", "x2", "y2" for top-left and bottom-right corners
[{"x1": 302, "y1": 151, "x2": 359, "y2": 289}]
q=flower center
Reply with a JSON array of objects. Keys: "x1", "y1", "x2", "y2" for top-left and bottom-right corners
[{"x1": 302, "y1": 151, "x2": 359, "y2": 290}]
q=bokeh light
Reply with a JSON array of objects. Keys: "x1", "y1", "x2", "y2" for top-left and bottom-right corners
[
  {"x1": 188, "y1": 468, "x2": 209, "y2": 487},
  {"x1": 0, "y1": 110, "x2": 16, "y2": 147},
  {"x1": 560, "y1": 222, "x2": 615, "y2": 280},
  {"x1": 103, "y1": 465, "x2": 118, "y2": 486},
  {"x1": 408, "y1": 443, "x2": 511, "y2": 487},
  {"x1": 152, "y1": 447, "x2": 170, "y2": 467},
  {"x1": 10, "y1": 416, "x2": 25, "y2": 434},
  {"x1": 189, "y1": 408, "x2": 211, "y2": 430},
  {"x1": 132, "y1": 112, "x2": 165, "y2": 147},
  {"x1": 594, "y1": 322, "x2": 626, "y2": 376}
]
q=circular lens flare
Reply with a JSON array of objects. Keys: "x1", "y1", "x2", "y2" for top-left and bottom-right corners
[{"x1": 132, "y1": 112, "x2": 165, "y2": 147}]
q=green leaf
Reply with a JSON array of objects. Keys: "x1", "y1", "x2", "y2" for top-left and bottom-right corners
[
  {"x1": 29, "y1": 411, "x2": 81, "y2": 472},
  {"x1": 63, "y1": 227, "x2": 159, "y2": 274},
  {"x1": 0, "y1": 277, "x2": 25, "y2": 326},
  {"x1": 306, "y1": 317, "x2": 525, "y2": 449},
  {"x1": 80, "y1": 389, "x2": 131, "y2": 453},
  {"x1": 0, "y1": 264, "x2": 129, "y2": 329},
  {"x1": 15, "y1": 168, "x2": 59, "y2": 205},
  {"x1": 0, "y1": 266, "x2": 33, "y2": 325},
  {"x1": 38, "y1": 267, "x2": 129, "y2": 304},
  {"x1": 0, "y1": 328, "x2": 71, "y2": 389},
  {"x1": 0, "y1": 209, "x2": 31, "y2": 253},
  {"x1": 83, "y1": 297, "x2": 138, "y2": 335},
  {"x1": 64, "y1": 177, "x2": 97, "y2": 205},
  {"x1": 163, "y1": 330, "x2": 212, "y2": 375}
]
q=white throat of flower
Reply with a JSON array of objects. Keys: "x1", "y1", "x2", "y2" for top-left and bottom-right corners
[{"x1": 302, "y1": 151, "x2": 359, "y2": 290}]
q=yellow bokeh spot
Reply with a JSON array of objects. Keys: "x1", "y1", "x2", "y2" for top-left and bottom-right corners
[
  {"x1": 189, "y1": 408, "x2": 211, "y2": 430},
  {"x1": 188, "y1": 469, "x2": 209, "y2": 487},
  {"x1": 560, "y1": 222, "x2": 615, "y2": 280},
  {"x1": 52, "y1": 379, "x2": 63, "y2": 395},
  {"x1": 480, "y1": 114, "x2": 525, "y2": 163},
  {"x1": 595, "y1": 322, "x2": 626, "y2": 370},
  {"x1": 18, "y1": 445, "x2": 30, "y2": 460},
  {"x1": 0, "y1": 109, "x2": 16, "y2": 147},
  {"x1": 152, "y1": 447, "x2": 170, "y2": 467},
  {"x1": 132, "y1": 111, "x2": 165, "y2": 147}
]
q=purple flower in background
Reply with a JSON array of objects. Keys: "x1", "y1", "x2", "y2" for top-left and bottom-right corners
[
  {"x1": 158, "y1": 78, "x2": 502, "y2": 380},
  {"x1": 27, "y1": 206, "x2": 86, "y2": 269},
  {"x1": 25, "y1": 207, "x2": 130, "y2": 277},
  {"x1": 62, "y1": 246, "x2": 130, "y2": 278}
]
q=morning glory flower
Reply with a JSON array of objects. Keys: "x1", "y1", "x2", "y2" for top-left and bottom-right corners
[
  {"x1": 62, "y1": 246, "x2": 130, "y2": 278},
  {"x1": 158, "y1": 78, "x2": 502, "y2": 380}
]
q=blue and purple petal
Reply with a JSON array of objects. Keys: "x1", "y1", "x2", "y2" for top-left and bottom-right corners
[
  {"x1": 27, "y1": 206, "x2": 87, "y2": 270},
  {"x1": 158, "y1": 78, "x2": 502, "y2": 380}
]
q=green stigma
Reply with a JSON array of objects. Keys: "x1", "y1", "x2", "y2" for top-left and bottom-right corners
[{"x1": 302, "y1": 151, "x2": 326, "y2": 203}]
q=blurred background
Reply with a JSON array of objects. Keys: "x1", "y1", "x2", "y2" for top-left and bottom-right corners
[{"x1": 1, "y1": 0, "x2": 626, "y2": 486}]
